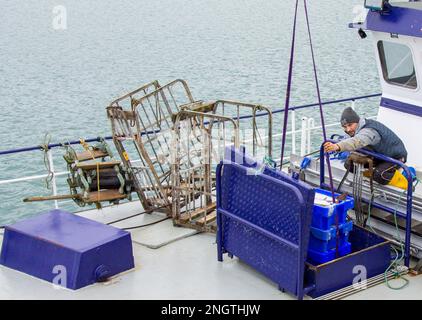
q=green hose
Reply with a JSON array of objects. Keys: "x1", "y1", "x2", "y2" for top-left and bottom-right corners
[{"x1": 366, "y1": 187, "x2": 411, "y2": 290}]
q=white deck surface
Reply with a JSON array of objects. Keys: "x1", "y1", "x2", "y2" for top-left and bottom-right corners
[{"x1": 0, "y1": 202, "x2": 422, "y2": 300}]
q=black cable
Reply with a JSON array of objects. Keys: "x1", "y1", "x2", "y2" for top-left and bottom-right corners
[
  {"x1": 114, "y1": 206, "x2": 193, "y2": 230},
  {"x1": 121, "y1": 217, "x2": 171, "y2": 230},
  {"x1": 280, "y1": 149, "x2": 321, "y2": 167},
  {"x1": 337, "y1": 161, "x2": 351, "y2": 193},
  {"x1": 106, "y1": 204, "x2": 170, "y2": 226},
  {"x1": 304, "y1": 149, "x2": 321, "y2": 157}
]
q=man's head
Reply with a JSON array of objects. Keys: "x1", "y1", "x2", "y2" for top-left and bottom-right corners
[{"x1": 340, "y1": 107, "x2": 360, "y2": 136}]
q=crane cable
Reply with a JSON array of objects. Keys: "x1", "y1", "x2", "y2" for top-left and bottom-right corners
[
  {"x1": 279, "y1": 0, "x2": 336, "y2": 200},
  {"x1": 279, "y1": 0, "x2": 339, "y2": 258}
]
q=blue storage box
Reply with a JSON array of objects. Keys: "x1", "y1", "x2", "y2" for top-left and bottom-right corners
[
  {"x1": 308, "y1": 220, "x2": 353, "y2": 265},
  {"x1": 308, "y1": 220, "x2": 353, "y2": 253},
  {"x1": 312, "y1": 188, "x2": 354, "y2": 230},
  {"x1": 0, "y1": 209, "x2": 135, "y2": 289},
  {"x1": 308, "y1": 242, "x2": 352, "y2": 265}
]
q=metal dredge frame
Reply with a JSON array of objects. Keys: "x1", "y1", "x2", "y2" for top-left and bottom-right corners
[{"x1": 107, "y1": 79, "x2": 273, "y2": 230}]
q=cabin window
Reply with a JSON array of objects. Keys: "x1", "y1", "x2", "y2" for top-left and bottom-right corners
[{"x1": 377, "y1": 41, "x2": 417, "y2": 89}]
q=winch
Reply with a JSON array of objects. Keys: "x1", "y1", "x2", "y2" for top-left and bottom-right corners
[{"x1": 23, "y1": 137, "x2": 133, "y2": 208}]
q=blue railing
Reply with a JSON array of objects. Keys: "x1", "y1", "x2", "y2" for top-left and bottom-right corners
[
  {"x1": 319, "y1": 140, "x2": 414, "y2": 267},
  {"x1": 0, "y1": 93, "x2": 381, "y2": 156},
  {"x1": 0, "y1": 92, "x2": 382, "y2": 228}
]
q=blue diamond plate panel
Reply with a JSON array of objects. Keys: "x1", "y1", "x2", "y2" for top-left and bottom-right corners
[{"x1": 217, "y1": 146, "x2": 315, "y2": 299}]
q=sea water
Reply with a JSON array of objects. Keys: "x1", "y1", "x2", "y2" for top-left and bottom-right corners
[{"x1": 0, "y1": 0, "x2": 380, "y2": 224}]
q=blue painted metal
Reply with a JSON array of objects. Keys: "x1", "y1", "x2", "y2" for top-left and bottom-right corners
[
  {"x1": 349, "y1": 5, "x2": 422, "y2": 38},
  {"x1": 270, "y1": 93, "x2": 382, "y2": 114},
  {"x1": 219, "y1": 146, "x2": 391, "y2": 299},
  {"x1": 305, "y1": 225, "x2": 391, "y2": 298},
  {"x1": 403, "y1": 166, "x2": 417, "y2": 181},
  {"x1": 381, "y1": 97, "x2": 422, "y2": 117},
  {"x1": 366, "y1": 5, "x2": 422, "y2": 38},
  {"x1": 0, "y1": 93, "x2": 381, "y2": 157},
  {"x1": 0, "y1": 209, "x2": 134, "y2": 289},
  {"x1": 217, "y1": 146, "x2": 315, "y2": 300},
  {"x1": 319, "y1": 140, "x2": 413, "y2": 266},
  {"x1": 0, "y1": 136, "x2": 113, "y2": 156},
  {"x1": 224, "y1": 145, "x2": 317, "y2": 226}
]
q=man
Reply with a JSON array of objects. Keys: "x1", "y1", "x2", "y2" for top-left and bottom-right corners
[{"x1": 323, "y1": 107, "x2": 409, "y2": 189}]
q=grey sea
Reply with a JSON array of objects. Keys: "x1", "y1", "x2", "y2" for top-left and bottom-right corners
[{"x1": 0, "y1": 0, "x2": 380, "y2": 225}]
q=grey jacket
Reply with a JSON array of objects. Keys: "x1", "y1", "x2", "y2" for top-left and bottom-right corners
[{"x1": 337, "y1": 118, "x2": 381, "y2": 151}]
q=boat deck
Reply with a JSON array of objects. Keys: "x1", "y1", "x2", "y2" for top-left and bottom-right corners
[{"x1": 0, "y1": 202, "x2": 421, "y2": 300}]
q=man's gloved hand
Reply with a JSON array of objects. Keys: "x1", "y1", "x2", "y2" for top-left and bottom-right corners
[{"x1": 323, "y1": 142, "x2": 340, "y2": 153}]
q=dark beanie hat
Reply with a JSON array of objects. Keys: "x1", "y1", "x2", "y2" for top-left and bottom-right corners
[{"x1": 340, "y1": 107, "x2": 360, "y2": 126}]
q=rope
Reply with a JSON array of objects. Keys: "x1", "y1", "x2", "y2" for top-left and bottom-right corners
[
  {"x1": 279, "y1": 0, "x2": 335, "y2": 201},
  {"x1": 366, "y1": 188, "x2": 410, "y2": 290},
  {"x1": 337, "y1": 161, "x2": 351, "y2": 193},
  {"x1": 263, "y1": 155, "x2": 277, "y2": 168},
  {"x1": 384, "y1": 191, "x2": 409, "y2": 290},
  {"x1": 79, "y1": 138, "x2": 100, "y2": 203},
  {"x1": 387, "y1": 174, "x2": 421, "y2": 287},
  {"x1": 303, "y1": 0, "x2": 335, "y2": 202},
  {"x1": 279, "y1": 0, "x2": 299, "y2": 169},
  {"x1": 40, "y1": 133, "x2": 53, "y2": 190}
]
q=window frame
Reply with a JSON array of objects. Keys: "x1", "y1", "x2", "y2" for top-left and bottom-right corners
[{"x1": 377, "y1": 40, "x2": 418, "y2": 90}]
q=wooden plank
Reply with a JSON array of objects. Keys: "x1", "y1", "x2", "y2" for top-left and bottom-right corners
[
  {"x1": 76, "y1": 149, "x2": 108, "y2": 161},
  {"x1": 85, "y1": 189, "x2": 126, "y2": 203},
  {"x1": 23, "y1": 194, "x2": 80, "y2": 202},
  {"x1": 196, "y1": 211, "x2": 216, "y2": 226},
  {"x1": 76, "y1": 161, "x2": 121, "y2": 170},
  {"x1": 179, "y1": 203, "x2": 216, "y2": 223}
]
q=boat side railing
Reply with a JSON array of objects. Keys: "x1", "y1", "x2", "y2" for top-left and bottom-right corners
[
  {"x1": 319, "y1": 140, "x2": 413, "y2": 267},
  {"x1": 0, "y1": 93, "x2": 381, "y2": 217}
]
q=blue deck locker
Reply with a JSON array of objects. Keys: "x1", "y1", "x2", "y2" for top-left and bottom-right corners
[{"x1": 0, "y1": 209, "x2": 135, "y2": 289}]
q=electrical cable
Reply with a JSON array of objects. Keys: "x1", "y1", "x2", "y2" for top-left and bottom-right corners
[
  {"x1": 366, "y1": 186, "x2": 410, "y2": 290},
  {"x1": 337, "y1": 163, "x2": 350, "y2": 193},
  {"x1": 384, "y1": 190, "x2": 409, "y2": 290},
  {"x1": 105, "y1": 204, "x2": 170, "y2": 226},
  {"x1": 121, "y1": 217, "x2": 171, "y2": 230},
  {"x1": 280, "y1": 149, "x2": 320, "y2": 167}
]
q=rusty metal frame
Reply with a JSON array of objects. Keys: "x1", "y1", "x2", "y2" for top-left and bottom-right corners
[
  {"x1": 107, "y1": 79, "x2": 273, "y2": 231},
  {"x1": 212, "y1": 100, "x2": 273, "y2": 159},
  {"x1": 107, "y1": 80, "x2": 195, "y2": 214},
  {"x1": 171, "y1": 110, "x2": 240, "y2": 231}
]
